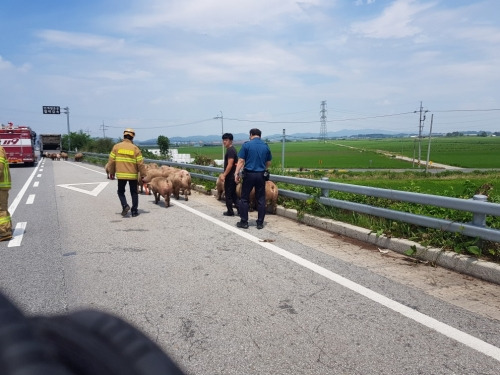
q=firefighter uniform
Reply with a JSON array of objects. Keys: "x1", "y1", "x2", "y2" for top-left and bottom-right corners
[
  {"x1": 108, "y1": 129, "x2": 147, "y2": 217},
  {"x1": 0, "y1": 146, "x2": 12, "y2": 241}
]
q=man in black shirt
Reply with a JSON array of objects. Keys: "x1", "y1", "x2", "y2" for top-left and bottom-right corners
[{"x1": 221, "y1": 133, "x2": 239, "y2": 216}]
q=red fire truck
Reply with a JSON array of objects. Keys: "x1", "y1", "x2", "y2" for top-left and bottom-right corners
[{"x1": 0, "y1": 122, "x2": 37, "y2": 166}]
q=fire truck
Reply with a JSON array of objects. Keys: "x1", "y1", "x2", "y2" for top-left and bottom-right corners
[{"x1": 0, "y1": 122, "x2": 37, "y2": 166}]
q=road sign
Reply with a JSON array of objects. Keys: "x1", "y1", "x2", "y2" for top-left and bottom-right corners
[{"x1": 42, "y1": 106, "x2": 61, "y2": 114}]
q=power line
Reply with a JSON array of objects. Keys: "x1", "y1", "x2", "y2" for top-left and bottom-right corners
[
  {"x1": 225, "y1": 111, "x2": 416, "y2": 125},
  {"x1": 326, "y1": 111, "x2": 416, "y2": 122},
  {"x1": 434, "y1": 108, "x2": 500, "y2": 113},
  {"x1": 105, "y1": 118, "x2": 214, "y2": 130}
]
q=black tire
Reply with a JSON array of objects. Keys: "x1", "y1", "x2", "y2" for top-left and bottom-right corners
[
  {"x1": 28, "y1": 310, "x2": 185, "y2": 375},
  {"x1": 0, "y1": 292, "x2": 71, "y2": 375},
  {"x1": 1, "y1": 291, "x2": 185, "y2": 375}
]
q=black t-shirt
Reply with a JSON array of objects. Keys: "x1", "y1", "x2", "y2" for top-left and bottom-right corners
[{"x1": 224, "y1": 146, "x2": 238, "y2": 174}]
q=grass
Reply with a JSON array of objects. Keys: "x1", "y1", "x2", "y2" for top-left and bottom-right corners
[
  {"x1": 274, "y1": 168, "x2": 500, "y2": 262},
  {"x1": 176, "y1": 136, "x2": 500, "y2": 169},
  {"x1": 329, "y1": 137, "x2": 500, "y2": 168}
]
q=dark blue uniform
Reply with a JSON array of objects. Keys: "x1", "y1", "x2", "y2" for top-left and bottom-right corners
[{"x1": 237, "y1": 137, "x2": 272, "y2": 227}]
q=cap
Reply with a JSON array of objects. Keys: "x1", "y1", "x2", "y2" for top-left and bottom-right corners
[{"x1": 123, "y1": 128, "x2": 135, "y2": 137}]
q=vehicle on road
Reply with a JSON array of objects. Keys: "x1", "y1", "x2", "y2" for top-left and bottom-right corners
[
  {"x1": 39, "y1": 133, "x2": 62, "y2": 154},
  {"x1": 0, "y1": 122, "x2": 37, "y2": 166}
]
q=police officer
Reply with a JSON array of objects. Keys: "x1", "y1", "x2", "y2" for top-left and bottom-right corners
[
  {"x1": 234, "y1": 128, "x2": 272, "y2": 229},
  {"x1": 0, "y1": 145, "x2": 12, "y2": 241},
  {"x1": 108, "y1": 128, "x2": 147, "y2": 217}
]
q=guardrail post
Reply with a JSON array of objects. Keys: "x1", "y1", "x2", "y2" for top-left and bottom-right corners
[
  {"x1": 321, "y1": 177, "x2": 330, "y2": 197},
  {"x1": 471, "y1": 194, "x2": 487, "y2": 227}
]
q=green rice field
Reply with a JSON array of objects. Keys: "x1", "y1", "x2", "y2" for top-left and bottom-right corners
[{"x1": 176, "y1": 136, "x2": 500, "y2": 169}]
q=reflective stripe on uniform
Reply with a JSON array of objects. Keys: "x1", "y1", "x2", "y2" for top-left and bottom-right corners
[
  {"x1": 0, "y1": 157, "x2": 11, "y2": 189},
  {"x1": 117, "y1": 148, "x2": 135, "y2": 156},
  {"x1": 115, "y1": 172, "x2": 138, "y2": 179},
  {"x1": 0, "y1": 216, "x2": 11, "y2": 225}
]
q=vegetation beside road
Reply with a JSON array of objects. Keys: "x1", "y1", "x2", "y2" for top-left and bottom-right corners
[{"x1": 275, "y1": 168, "x2": 499, "y2": 263}]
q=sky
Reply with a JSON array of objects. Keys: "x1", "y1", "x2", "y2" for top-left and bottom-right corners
[{"x1": 1, "y1": 0, "x2": 499, "y2": 141}]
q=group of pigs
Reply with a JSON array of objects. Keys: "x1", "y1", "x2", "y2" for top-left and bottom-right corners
[{"x1": 105, "y1": 162, "x2": 279, "y2": 214}]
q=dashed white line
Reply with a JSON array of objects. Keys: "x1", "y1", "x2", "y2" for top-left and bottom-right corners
[
  {"x1": 9, "y1": 162, "x2": 41, "y2": 214},
  {"x1": 8, "y1": 222, "x2": 27, "y2": 248},
  {"x1": 33, "y1": 181, "x2": 39, "y2": 187},
  {"x1": 8, "y1": 161, "x2": 41, "y2": 248},
  {"x1": 26, "y1": 194, "x2": 35, "y2": 204}
]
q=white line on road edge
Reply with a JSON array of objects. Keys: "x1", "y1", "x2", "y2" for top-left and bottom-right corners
[
  {"x1": 171, "y1": 199, "x2": 500, "y2": 363},
  {"x1": 8, "y1": 222, "x2": 27, "y2": 248},
  {"x1": 9, "y1": 160, "x2": 41, "y2": 215}
]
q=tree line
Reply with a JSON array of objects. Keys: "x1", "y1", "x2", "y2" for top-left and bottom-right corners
[{"x1": 61, "y1": 131, "x2": 170, "y2": 160}]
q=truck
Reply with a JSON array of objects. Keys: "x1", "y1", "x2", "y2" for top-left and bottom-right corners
[
  {"x1": 0, "y1": 122, "x2": 37, "y2": 166},
  {"x1": 39, "y1": 134, "x2": 62, "y2": 154}
]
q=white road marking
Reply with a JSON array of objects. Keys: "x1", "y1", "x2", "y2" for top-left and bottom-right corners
[
  {"x1": 37, "y1": 174, "x2": 42, "y2": 178},
  {"x1": 57, "y1": 182, "x2": 109, "y2": 196},
  {"x1": 33, "y1": 181, "x2": 39, "y2": 187},
  {"x1": 9, "y1": 161, "x2": 41, "y2": 214},
  {"x1": 69, "y1": 162, "x2": 107, "y2": 176},
  {"x1": 8, "y1": 222, "x2": 27, "y2": 247},
  {"x1": 26, "y1": 194, "x2": 35, "y2": 204},
  {"x1": 8, "y1": 161, "x2": 41, "y2": 248},
  {"x1": 171, "y1": 199, "x2": 500, "y2": 363}
]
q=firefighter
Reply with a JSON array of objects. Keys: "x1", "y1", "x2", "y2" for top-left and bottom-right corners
[
  {"x1": 0, "y1": 145, "x2": 12, "y2": 241},
  {"x1": 108, "y1": 128, "x2": 147, "y2": 217}
]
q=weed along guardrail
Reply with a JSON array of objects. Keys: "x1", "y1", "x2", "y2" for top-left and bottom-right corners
[
  {"x1": 270, "y1": 175, "x2": 500, "y2": 243},
  {"x1": 86, "y1": 153, "x2": 500, "y2": 244}
]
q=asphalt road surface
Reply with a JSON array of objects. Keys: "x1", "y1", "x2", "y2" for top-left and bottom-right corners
[{"x1": 1, "y1": 158, "x2": 500, "y2": 374}]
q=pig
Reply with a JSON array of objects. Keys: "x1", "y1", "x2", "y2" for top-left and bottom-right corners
[
  {"x1": 148, "y1": 177, "x2": 173, "y2": 207},
  {"x1": 104, "y1": 162, "x2": 115, "y2": 180},
  {"x1": 167, "y1": 170, "x2": 190, "y2": 201},
  {"x1": 215, "y1": 174, "x2": 225, "y2": 200},
  {"x1": 236, "y1": 180, "x2": 278, "y2": 214}
]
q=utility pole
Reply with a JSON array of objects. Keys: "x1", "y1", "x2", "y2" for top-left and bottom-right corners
[
  {"x1": 214, "y1": 111, "x2": 224, "y2": 161},
  {"x1": 425, "y1": 114, "x2": 434, "y2": 173},
  {"x1": 282, "y1": 129, "x2": 286, "y2": 174},
  {"x1": 63, "y1": 107, "x2": 71, "y2": 151},
  {"x1": 418, "y1": 101, "x2": 428, "y2": 167},
  {"x1": 320, "y1": 101, "x2": 327, "y2": 142}
]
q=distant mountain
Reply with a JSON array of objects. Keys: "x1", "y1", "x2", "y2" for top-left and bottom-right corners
[{"x1": 135, "y1": 129, "x2": 406, "y2": 146}]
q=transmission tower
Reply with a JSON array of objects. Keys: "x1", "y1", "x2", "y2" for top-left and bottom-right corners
[
  {"x1": 320, "y1": 100, "x2": 327, "y2": 142},
  {"x1": 100, "y1": 121, "x2": 109, "y2": 138}
]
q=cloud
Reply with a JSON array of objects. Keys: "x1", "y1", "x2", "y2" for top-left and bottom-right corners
[
  {"x1": 0, "y1": 56, "x2": 14, "y2": 70},
  {"x1": 350, "y1": 0, "x2": 434, "y2": 39},
  {"x1": 115, "y1": 0, "x2": 326, "y2": 32},
  {"x1": 0, "y1": 56, "x2": 30, "y2": 72},
  {"x1": 36, "y1": 30, "x2": 126, "y2": 52}
]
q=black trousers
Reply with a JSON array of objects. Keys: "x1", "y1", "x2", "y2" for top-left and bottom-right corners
[
  {"x1": 239, "y1": 171, "x2": 266, "y2": 224},
  {"x1": 224, "y1": 173, "x2": 238, "y2": 213},
  {"x1": 117, "y1": 179, "x2": 139, "y2": 212}
]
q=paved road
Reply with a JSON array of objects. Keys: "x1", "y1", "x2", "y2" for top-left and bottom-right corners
[{"x1": 1, "y1": 159, "x2": 500, "y2": 374}]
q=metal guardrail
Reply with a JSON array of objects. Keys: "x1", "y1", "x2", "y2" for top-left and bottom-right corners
[{"x1": 87, "y1": 153, "x2": 500, "y2": 242}]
